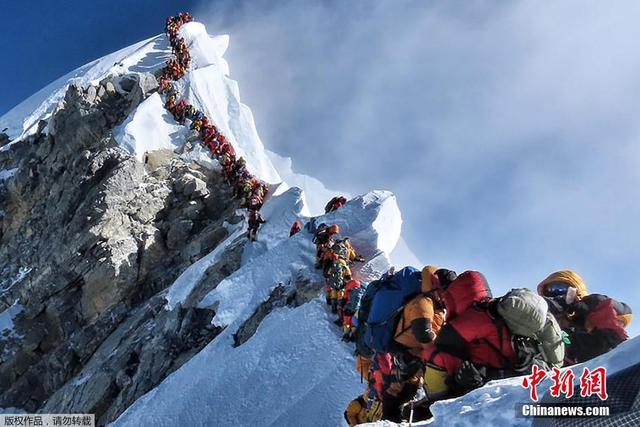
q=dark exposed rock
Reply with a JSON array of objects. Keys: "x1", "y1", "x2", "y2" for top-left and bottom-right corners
[
  {"x1": 233, "y1": 272, "x2": 322, "y2": 347},
  {"x1": 0, "y1": 74, "x2": 244, "y2": 424}
]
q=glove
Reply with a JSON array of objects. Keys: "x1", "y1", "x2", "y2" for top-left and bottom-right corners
[{"x1": 452, "y1": 361, "x2": 487, "y2": 394}]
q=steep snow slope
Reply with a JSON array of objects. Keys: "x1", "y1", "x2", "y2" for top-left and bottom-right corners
[
  {"x1": 0, "y1": 17, "x2": 419, "y2": 425},
  {"x1": 0, "y1": 34, "x2": 169, "y2": 144},
  {"x1": 116, "y1": 300, "x2": 363, "y2": 426},
  {"x1": 114, "y1": 189, "x2": 401, "y2": 427},
  {"x1": 113, "y1": 93, "x2": 190, "y2": 162},
  {"x1": 173, "y1": 22, "x2": 281, "y2": 184}
]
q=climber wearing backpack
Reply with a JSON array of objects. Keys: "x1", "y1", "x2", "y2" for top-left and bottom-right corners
[
  {"x1": 247, "y1": 209, "x2": 266, "y2": 242},
  {"x1": 341, "y1": 237, "x2": 366, "y2": 263},
  {"x1": 324, "y1": 195, "x2": 348, "y2": 213},
  {"x1": 366, "y1": 267, "x2": 454, "y2": 423},
  {"x1": 289, "y1": 220, "x2": 302, "y2": 237},
  {"x1": 357, "y1": 266, "x2": 432, "y2": 422},
  {"x1": 392, "y1": 267, "x2": 454, "y2": 357},
  {"x1": 327, "y1": 261, "x2": 352, "y2": 314},
  {"x1": 322, "y1": 240, "x2": 347, "y2": 276},
  {"x1": 322, "y1": 238, "x2": 364, "y2": 281},
  {"x1": 340, "y1": 279, "x2": 365, "y2": 340},
  {"x1": 422, "y1": 273, "x2": 566, "y2": 403},
  {"x1": 344, "y1": 353, "x2": 386, "y2": 425},
  {"x1": 314, "y1": 224, "x2": 340, "y2": 269},
  {"x1": 537, "y1": 270, "x2": 632, "y2": 364},
  {"x1": 420, "y1": 271, "x2": 511, "y2": 400}
]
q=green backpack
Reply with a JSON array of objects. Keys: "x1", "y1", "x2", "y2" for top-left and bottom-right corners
[{"x1": 497, "y1": 288, "x2": 565, "y2": 369}]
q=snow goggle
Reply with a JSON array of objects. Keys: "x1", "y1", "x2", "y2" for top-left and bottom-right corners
[{"x1": 543, "y1": 282, "x2": 571, "y2": 297}]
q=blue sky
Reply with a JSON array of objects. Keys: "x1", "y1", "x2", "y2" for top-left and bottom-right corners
[
  {"x1": 2, "y1": 1, "x2": 638, "y2": 336},
  {"x1": 0, "y1": 0, "x2": 199, "y2": 115}
]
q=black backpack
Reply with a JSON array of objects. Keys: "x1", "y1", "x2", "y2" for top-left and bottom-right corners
[{"x1": 312, "y1": 223, "x2": 328, "y2": 244}]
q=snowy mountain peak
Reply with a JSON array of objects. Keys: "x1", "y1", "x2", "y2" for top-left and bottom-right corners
[{"x1": 0, "y1": 17, "x2": 407, "y2": 425}]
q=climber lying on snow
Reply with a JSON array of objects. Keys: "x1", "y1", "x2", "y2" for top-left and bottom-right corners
[{"x1": 342, "y1": 265, "x2": 632, "y2": 425}]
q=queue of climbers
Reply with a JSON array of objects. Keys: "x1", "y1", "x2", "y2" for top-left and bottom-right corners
[
  {"x1": 160, "y1": 13, "x2": 269, "y2": 240},
  {"x1": 161, "y1": 13, "x2": 632, "y2": 425},
  {"x1": 338, "y1": 266, "x2": 632, "y2": 425}
]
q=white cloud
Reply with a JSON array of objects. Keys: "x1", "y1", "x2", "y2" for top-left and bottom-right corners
[{"x1": 197, "y1": 0, "x2": 640, "y2": 335}]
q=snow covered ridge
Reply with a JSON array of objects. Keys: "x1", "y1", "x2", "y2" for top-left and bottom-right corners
[
  {"x1": 0, "y1": 13, "x2": 411, "y2": 424},
  {"x1": 0, "y1": 34, "x2": 170, "y2": 143},
  {"x1": 113, "y1": 15, "x2": 280, "y2": 193},
  {"x1": 113, "y1": 187, "x2": 401, "y2": 427}
]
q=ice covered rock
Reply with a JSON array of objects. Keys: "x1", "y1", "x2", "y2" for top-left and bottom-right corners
[{"x1": 0, "y1": 34, "x2": 170, "y2": 142}]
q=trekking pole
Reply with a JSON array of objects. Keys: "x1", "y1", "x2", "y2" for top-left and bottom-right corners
[{"x1": 408, "y1": 400, "x2": 415, "y2": 427}]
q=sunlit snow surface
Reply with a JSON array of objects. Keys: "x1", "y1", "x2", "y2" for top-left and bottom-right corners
[
  {"x1": 0, "y1": 34, "x2": 170, "y2": 144},
  {"x1": 114, "y1": 187, "x2": 399, "y2": 427},
  {"x1": 9, "y1": 17, "x2": 623, "y2": 427}
]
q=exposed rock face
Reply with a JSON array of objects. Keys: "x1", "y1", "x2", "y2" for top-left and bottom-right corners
[
  {"x1": 233, "y1": 272, "x2": 322, "y2": 347},
  {"x1": 0, "y1": 75, "x2": 246, "y2": 424}
]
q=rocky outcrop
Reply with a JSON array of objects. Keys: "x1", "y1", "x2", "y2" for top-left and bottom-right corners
[
  {"x1": 233, "y1": 272, "x2": 322, "y2": 347},
  {"x1": 0, "y1": 74, "x2": 246, "y2": 423}
]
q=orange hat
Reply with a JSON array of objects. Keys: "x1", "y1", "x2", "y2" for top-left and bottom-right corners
[
  {"x1": 537, "y1": 270, "x2": 588, "y2": 299},
  {"x1": 327, "y1": 224, "x2": 340, "y2": 235},
  {"x1": 421, "y1": 265, "x2": 438, "y2": 293}
]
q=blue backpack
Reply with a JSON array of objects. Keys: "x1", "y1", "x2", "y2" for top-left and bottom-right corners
[
  {"x1": 364, "y1": 267, "x2": 422, "y2": 354},
  {"x1": 355, "y1": 279, "x2": 387, "y2": 358}
]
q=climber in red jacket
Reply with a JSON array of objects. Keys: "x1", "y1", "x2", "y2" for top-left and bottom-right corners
[
  {"x1": 537, "y1": 271, "x2": 632, "y2": 364},
  {"x1": 420, "y1": 271, "x2": 516, "y2": 400},
  {"x1": 289, "y1": 220, "x2": 302, "y2": 237},
  {"x1": 325, "y1": 196, "x2": 347, "y2": 213}
]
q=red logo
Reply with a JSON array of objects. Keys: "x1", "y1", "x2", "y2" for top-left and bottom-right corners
[
  {"x1": 521, "y1": 365, "x2": 547, "y2": 401},
  {"x1": 521, "y1": 366, "x2": 608, "y2": 401},
  {"x1": 579, "y1": 367, "x2": 608, "y2": 401}
]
